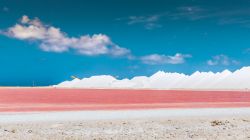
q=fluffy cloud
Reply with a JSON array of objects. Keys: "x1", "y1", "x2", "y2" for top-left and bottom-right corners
[
  {"x1": 3, "y1": 15, "x2": 130, "y2": 56},
  {"x1": 56, "y1": 66, "x2": 250, "y2": 90},
  {"x1": 2, "y1": 15, "x2": 192, "y2": 65},
  {"x1": 140, "y1": 53, "x2": 192, "y2": 65},
  {"x1": 207, "y1": 54, "x2": 239, "y2": 66}
]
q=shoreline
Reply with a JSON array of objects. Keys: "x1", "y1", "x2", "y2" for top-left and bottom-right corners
[
  {"x1": 1, "y1": 107, "x2": 250, "y2": 123},
  {"x1": 0, "y1": 86, "x2": 250, "y2": 91}
]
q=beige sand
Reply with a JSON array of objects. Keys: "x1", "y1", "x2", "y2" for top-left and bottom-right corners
[{"x1": 0, "y1": 116, "x2": 250, "y2": 140}]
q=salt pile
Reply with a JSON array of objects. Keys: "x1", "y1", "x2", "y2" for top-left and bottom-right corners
[{"x1": 56, "y1": 67, "x2": 250, "y2": 90}]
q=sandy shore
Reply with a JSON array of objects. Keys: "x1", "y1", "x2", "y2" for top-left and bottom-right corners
[
  {"x1": 0, "y1": 108, "x2": 250, "y2": 140},
  {"x1": 0, "y1": 116, "x2": 250, "y2": 140}
]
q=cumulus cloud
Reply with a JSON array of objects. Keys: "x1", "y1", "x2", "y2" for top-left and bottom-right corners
[
  {"x1": 140, "y1": 53, "x2": 192, "y2": 65},
  {"x1": 56, "y1": 66, "x2": 250, "y2": 90},
  {"x1": 2, "y1": 15, "x2": 130, "y2": 56},
  {"x1": 1, "y1": 15, "x2": 192, "y2": 64},
  {"x1": 207, "y1": 54, "x2": 239, "y2": 66}
]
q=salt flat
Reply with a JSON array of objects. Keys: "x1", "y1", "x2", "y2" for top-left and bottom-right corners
[
  {"x1": 0, "y1": 109, "x2": 250, "y2": 140},
  {"x1": 0, "y1": 108, "x2": 250, "y2": 123}
]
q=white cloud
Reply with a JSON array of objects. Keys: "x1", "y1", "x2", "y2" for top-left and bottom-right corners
[
  {"x1": 55, "y1": 66, "x2": 250, "y2": 90},
  {"x1": 3, "y1": 15, "x2": 130, "y2": 56},
  {"x1": 207, "y1": 54, "x2": 239, "y2": 66},
  {"x1": 118, "y1": 6, "x2": 250, "y2": 30},
  {"x1": 128, "y1": 15, "x2": 159, "y2": 24},
  {"x1": 140, "y1": 53, "x2": 192, "y2": 65},
  {"x1": 3, "y1": 7, "x2": 9, "y2": 12},
  {"x1": 244, "y1": 48, "x2": 250, "y2": 53},
  {"x1": 2, "y1": 15, "x2": 192, "y2": 64},
  {"x1": 173, "y1": 6, "x2": 206, "y2": 20},
  {"x1": 20, "y1": 15, "x2": 30, "y2": 24},
  {"x1": 126, "y1": 15, "x2": 162, "y2": 30}
]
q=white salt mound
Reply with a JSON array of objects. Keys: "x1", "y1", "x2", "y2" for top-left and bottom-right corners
[{"x1": 55, "y1": 66, "x2": 250, "y2": 90}]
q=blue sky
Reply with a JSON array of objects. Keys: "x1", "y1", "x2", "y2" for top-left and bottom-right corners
[{"x1": 0, "y1": 0, "x2": 250, "y2": 86}]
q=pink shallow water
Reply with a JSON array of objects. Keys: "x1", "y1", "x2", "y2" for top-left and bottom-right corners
[{"x1": 0, "y1": 88, "x2": 250, "y2": 112}]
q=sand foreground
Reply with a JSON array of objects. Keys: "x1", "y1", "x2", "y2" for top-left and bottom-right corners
[
  {"x1": 0, "y1": 108, "x2": 250, "y2": 140},
  {"x1": 0, "y1": 115, "x2": 250, "y2": 140}
]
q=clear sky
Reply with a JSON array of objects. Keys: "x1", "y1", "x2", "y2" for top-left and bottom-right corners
[{"x1": 0, "y1": 0, "x2": 250, "y2": 86}]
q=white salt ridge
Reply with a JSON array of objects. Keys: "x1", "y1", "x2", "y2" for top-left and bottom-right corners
[{"x1": 56, "y1": 66, "x2": 250, "y2": 90}]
